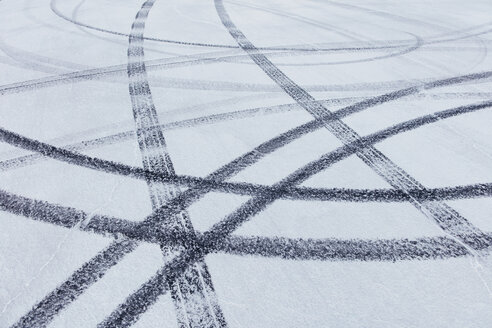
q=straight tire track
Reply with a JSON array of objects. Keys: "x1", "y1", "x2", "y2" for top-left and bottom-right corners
[{"x1": 124, "y1": 1, "x2": 227, "y2": 327}]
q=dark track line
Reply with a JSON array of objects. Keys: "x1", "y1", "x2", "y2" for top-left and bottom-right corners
[
  {"x1": 1, "y1": 180, "x2": 492, "y2": 248},
  {"x1": 214, "y1": 0, "x2": 492, "y2": 251},
  {"x1": 225, "y1": 0, "x2": 424, "y2": 67},
  {"x1": 89, "y1": 96, "x2": 492, "y2": 326},
  {"x1": 218, "y1": 235, "x2": 470, "y2": 262},
  {"x1": 124, "y1": 1, "x2": 227, "y2": 326},
  {"x1": 0, "y1": 186, "x2": 488, "y2": 262},
  {"x1": 0, "y1": 98, "x2": 491, "y2": 205},
  {"x1": 5, "y1": 2, "x2": 492, "y2": 326},
  {"x1": 287, "y1": 182, "x2": 492, "y2": 203},
  {"x1": 0, "y1": 100, "x2": 306, "y2": 172},
  {"x1": 0, "y1": 189, "x2": 85, "y2": 229},
  {"x1": 2, "y1": 92, "x2": 491, "y2": 174},
  {"x1": 0, "y1": 188, "x2": 190, "y2": 246},
  {"x1": 4, "y1": 76, "x2": 492, "y2": 327},
  {"x1": 2, "y1": 100, "x2": 490, "y2": 316},
  {"x1": 96, "y1": 4, "x2": 492, "y2": 319},
  {"x1": 11, "y1": 239, "x2": 138, "y2": 328},
  {"x1": 0, "y1": 173, "x2": 487, "y2": 327},
  {"x1": 9, "y1": 2, "x2": 231, "y2": 327}
]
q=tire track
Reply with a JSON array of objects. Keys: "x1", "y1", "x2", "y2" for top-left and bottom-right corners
[
  {"x1": 3, "y1": 1, "x2": 492, "y2": 96},
  {"x1": 2, "y1": 161, "x2": 489, "y2": 328},
  {"x1": 0, "y1": 93, "x2": 491, "y2": 202},
  {"x1": 0, "y1": 56, "x2": 428, "y2": 96},
  {"x1": 325, "y1": 1, "x2": 492, "y2": 49},
  {"x1": 2, "y1": 99, "x2": 491, "y2": 205},
  {"x1": 2, "y1": 91, "x2": 491, "y2": 173},
  {"x1": 92, "y1": 6, "x2": 492, "y2": 322},
  {"x1": 4, "y1": 79, "x2": 492, "y2": 327},
  {"x1": 214, "y1": 0, "x2": 492, "y2": 251},
  {"x1": 125, "y1": 1, "x2": 227, "y2": 326},
  {"x1": 51, "y1": 0, "x2": 492, "y2": 53},
  {"x1": 1, "y1": 42, "x2": 488, "y2": 96},
  {"x1": 2, "y1": 184, "x2": 143, "y2": 328},
  {"x1": 91, "y1": 96, "x2": 492, "y2": 327},
  {"x1": 10, "y1": 239, "x2": 138, "y2": 328},
  {"x1": 0, "y1": 185, "x2": 487, "y2": 263},
  {"x1": 224, "y1": 0, "x2": 424, "y2": 67},
  {"x1": 70, "y1": 0, "x2": 181, "y2": 58},
  {"x1": 219, "y1": 234, "x2": 470, "y2": 262},
  {"x1": 50, "y1": 0, "x2": 416, "y2": 53},
  {"x1": 1, "y1": 179, "x2": 491, "y2": 247},
  {"x1": 50, "y1": 0, "x2": 237, "y2": 49},
  {"x1": 6, "y1": 1, "x2": 492, "y2": 326}
]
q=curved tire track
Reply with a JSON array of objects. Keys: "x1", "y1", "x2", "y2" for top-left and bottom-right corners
[
  {"x1": 214, "y1": 0, "x2": 492, "y2": 251},
  {"x1": 0, "y1": 98, "x2": 490, "y2": 205},
  {"x1": 4, "y1": 62, "x2": 492, "y2": 328},
  {"x1": 85, "y1": 95, "x2": 492, "y2": 327}
]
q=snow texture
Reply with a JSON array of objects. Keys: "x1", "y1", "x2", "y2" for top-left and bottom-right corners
[{"x1": 1, "y1": 0, "x2": 492, "y2": 327}]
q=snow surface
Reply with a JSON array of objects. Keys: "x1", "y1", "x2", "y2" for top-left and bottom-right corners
[{"x1": 1, "y1": 0, "x2": 492, "y2": 327}]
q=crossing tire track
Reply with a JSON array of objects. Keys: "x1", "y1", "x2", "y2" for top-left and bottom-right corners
[
  {"x1": 214, "y1": 0, "x2": 492, "y2": 251},
  {"x1": 123, "y1": 1, "x2": 228, "y2": 326}
]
